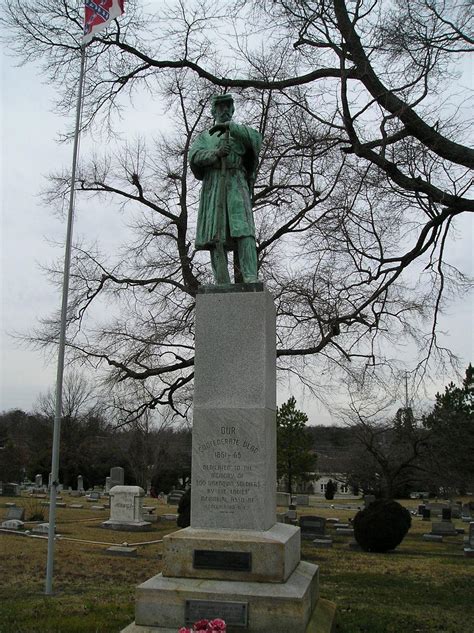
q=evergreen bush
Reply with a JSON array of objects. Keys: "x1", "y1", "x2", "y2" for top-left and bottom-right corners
[
  {"x1": 177, "y1": 488, "x2": 191, "y2": 528},
  {"x1": 353, "y1": 499, "x2": 411, "y2": 552},
  {"x1": 325, "y1": 479, "x2": 336, "y2": 500}
]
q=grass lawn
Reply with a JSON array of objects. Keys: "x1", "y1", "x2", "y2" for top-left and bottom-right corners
[{"x1": 0, "y1": 496, "x2": 473, "y2": 633}]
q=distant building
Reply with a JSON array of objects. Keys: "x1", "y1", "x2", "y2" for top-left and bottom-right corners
[
  {"x1": 277, "y1": 472, "x2": 356, "y2": 497},
  {"x1": 310, "y1": 473, "x2": 353, "y2": 496}
]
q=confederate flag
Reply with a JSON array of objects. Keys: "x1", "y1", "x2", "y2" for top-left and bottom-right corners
[{"x1": 83, "y1": 0, "x2": 125, "y2": 44}]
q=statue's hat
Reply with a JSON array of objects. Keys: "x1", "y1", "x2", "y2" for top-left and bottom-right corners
[{"x1": 212, "y1": 93, "x2": 234, "y2": 105}]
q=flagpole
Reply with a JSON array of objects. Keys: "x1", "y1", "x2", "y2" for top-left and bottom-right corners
[{"x1": 45, "y1": 43, "x2": 86, "y2": 596}]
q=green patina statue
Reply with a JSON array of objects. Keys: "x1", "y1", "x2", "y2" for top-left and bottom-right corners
[{"x1": 189, "y1": 94, "x2": 262, "y2": 285}]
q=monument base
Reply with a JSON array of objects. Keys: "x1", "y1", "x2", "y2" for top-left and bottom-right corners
[
  {"x1": 162, "y1": 523, "x2": 300, "y2": 583},
  {"x1": 121, "y1": 561, "x2": 321, "y2": 633},
  {"x1": 121, "y1": 594, "x2": 336, "y2": 633},
  {"x1": 119, "y1": 288, "x2": 337, "y2": 633}
]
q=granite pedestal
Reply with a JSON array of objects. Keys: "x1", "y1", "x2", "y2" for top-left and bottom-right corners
[{"x1": 121, "y1": 287, "x2": 333, "y2": 632}]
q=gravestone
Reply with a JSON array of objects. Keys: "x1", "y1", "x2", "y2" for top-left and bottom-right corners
[
  {"x1": 121, "y1": 286, "x2": 326, "y2": 633},
  {"x1": 107, "y1": 545, "x2": 138, "y2": 557},
  {"x1": 299, "y1": 515, "x2": 327, "y2": 540},
  {"x1": 313, "y1": 538, "x2": 333, "y2": 549},
  {"x1": 336, "y1": 527, "x2": 354, "y2": 536},
  {"x1": 423, "y1": 533, "x2": 443, "y2": 542},
  {"x1": 105, "y1": 476, "x2": 112, "y2": 493},
  {"x1": 167, "y1": 490, "x2": 185, "y2": 505},
  {"x1": 110, "y1": 467, "x2": 124, "y2": 489},
  {"x1": 77, "y1": 475, "x2": 84, "y2": 492},
  {"x1": 294, "y1": 494, "x2": 310, "y2": 507},
  {"x1": 431, "y1": 521, "x2": 457, "y2": 536},
  {"x1": 442, "y1": 508, "x2": 452, "y2": 521},
  {"x1": 422, "y1": 508, "x2": 431, "y2": 521},
  {"x1": 423, "y1": 534, "x2": 443, "y2": 543},
  {"x1": 1, "y1": 519, "x2": 24, "y2": 530},
  {"x1": 276, "y1": 492, "x2": 291, "y2": 507},
  {"x1": 462, "y1": 503, "x2": 472, "y2": 519},
  {"x1": 1, "y1": 483, "x2": 20, "y2": 496},
  {"x1": 87, "y1": 491, "x2": 101, "y2": 502},
  {"x1": 102, "y1": 485, "x2": 151, "y2": 531},
  {"x1": 417, "y1": 504, "x2": 426, "y2": 515},
  {"x1": 32, "y1": 523, "x2": 53, "y2": 535},
  {"x1": 35, "y1": 474, "x2": 43, "y2": 487},
  {"x1": 451, "y1": 503, "x2": 461, "y2": 519},
  {"x1": 426, "y1": 503, "x2": 449, "y2": 518},
  {"x1": 5, "y1": 506, "x2": 25, "y2": 521},
  {"x1": 464, "y1": 522, "x2": 474, "y2": 557}
]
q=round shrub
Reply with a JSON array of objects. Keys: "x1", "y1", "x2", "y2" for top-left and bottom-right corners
[{"x1": 353, "y1": 499, "x2": 411, "y2": 552}]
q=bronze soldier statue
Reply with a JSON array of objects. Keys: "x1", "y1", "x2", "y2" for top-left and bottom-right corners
[{"x1": 189, "y1": 94, "x2": 262, "y2": 284}]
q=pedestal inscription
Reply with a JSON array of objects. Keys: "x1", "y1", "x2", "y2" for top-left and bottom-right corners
[
  {"x1": 191, "y1": 289, "x2": 277, "y2": 531},
  {"x1": 191, "y1": 408, "x2": 276, "y2": 530}
]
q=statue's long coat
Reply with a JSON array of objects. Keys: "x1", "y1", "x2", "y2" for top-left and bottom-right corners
[{"x1": 189, "y1": 121, "x2": 262, "y2": 250}]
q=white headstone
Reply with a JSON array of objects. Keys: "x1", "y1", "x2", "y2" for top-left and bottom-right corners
[
  {"x1": 277, "y1": 492, "x2": 291, "y2": 507},
  {"x1": 1, "y1": 519, "x2": 24, "y2": 530},
  {"x1": 102, "y1": 486, "x2": 151, "y2": 530},
  {"x1": 35, "y1": 474, "x2": 43, "y2": 487},
  {"x1": 77, "y1": 475, "x2": 84, "y2": 491},
  {"x1": 32, "y1": 523, "x2": 53, "y2": 534}
]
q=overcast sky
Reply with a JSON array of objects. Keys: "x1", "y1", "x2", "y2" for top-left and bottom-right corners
[{"x1": 1, "y1": 38, "x2": 473, "y2": 424}]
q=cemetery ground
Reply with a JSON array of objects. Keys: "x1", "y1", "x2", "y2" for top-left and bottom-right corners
[{"x1": 0, "y1": 497, "x2": 473, "y2": 633}]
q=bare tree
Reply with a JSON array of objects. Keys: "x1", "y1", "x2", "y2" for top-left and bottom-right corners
[
  {"x1": 2, "y1": 0, "x2": 472, "y2": 422},
  {"x1": 347, "y1": 412, "x2": 431, "y2": 498},
  {"x1": 36, "y1": 370, "x2": 99, "y2": 421}
]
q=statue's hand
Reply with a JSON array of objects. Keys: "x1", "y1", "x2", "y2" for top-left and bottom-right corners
[
  {"x1": 210, "y1": 122, "x2": 230, "y2": 136},
  {"x1": 215, "y1": 139, "x2": 231, "y2": 158}
]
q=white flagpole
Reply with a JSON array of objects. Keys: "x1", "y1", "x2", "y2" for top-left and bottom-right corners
[{"x1": 45, "y1": 44, "x2": 86, "y2": 596}]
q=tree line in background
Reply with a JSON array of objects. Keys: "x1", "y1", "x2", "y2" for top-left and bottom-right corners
[
  {"x1": 279, "y1": 364, "x2": 474, "y2": 498},
  {"x1": 1, "y1": 366, "x2": 472, "y2": 498},
  {"x1": 0, "y1": 373, "x2": 192, "y2": 493},
  {"x1": 1, "y1": 0, "x2": 472, "y2": 422}
]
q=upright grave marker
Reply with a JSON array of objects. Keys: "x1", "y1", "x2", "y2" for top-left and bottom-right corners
[{"x1": 102, "y1": 486, "x2": 151, "y2": 531}]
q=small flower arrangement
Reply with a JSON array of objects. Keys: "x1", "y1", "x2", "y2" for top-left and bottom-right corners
[{"x1": 179, "y1": 618, "x2": 226, "y2": 633}]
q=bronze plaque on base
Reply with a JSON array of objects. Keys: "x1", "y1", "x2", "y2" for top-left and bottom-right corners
[{"x1": 193, "y1": 549, "x2": 252, "y2": 571}]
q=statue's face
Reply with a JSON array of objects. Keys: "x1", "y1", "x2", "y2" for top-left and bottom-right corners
[{"x1": 213, "y1": 101, "x2": 234, "y2": 123}]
